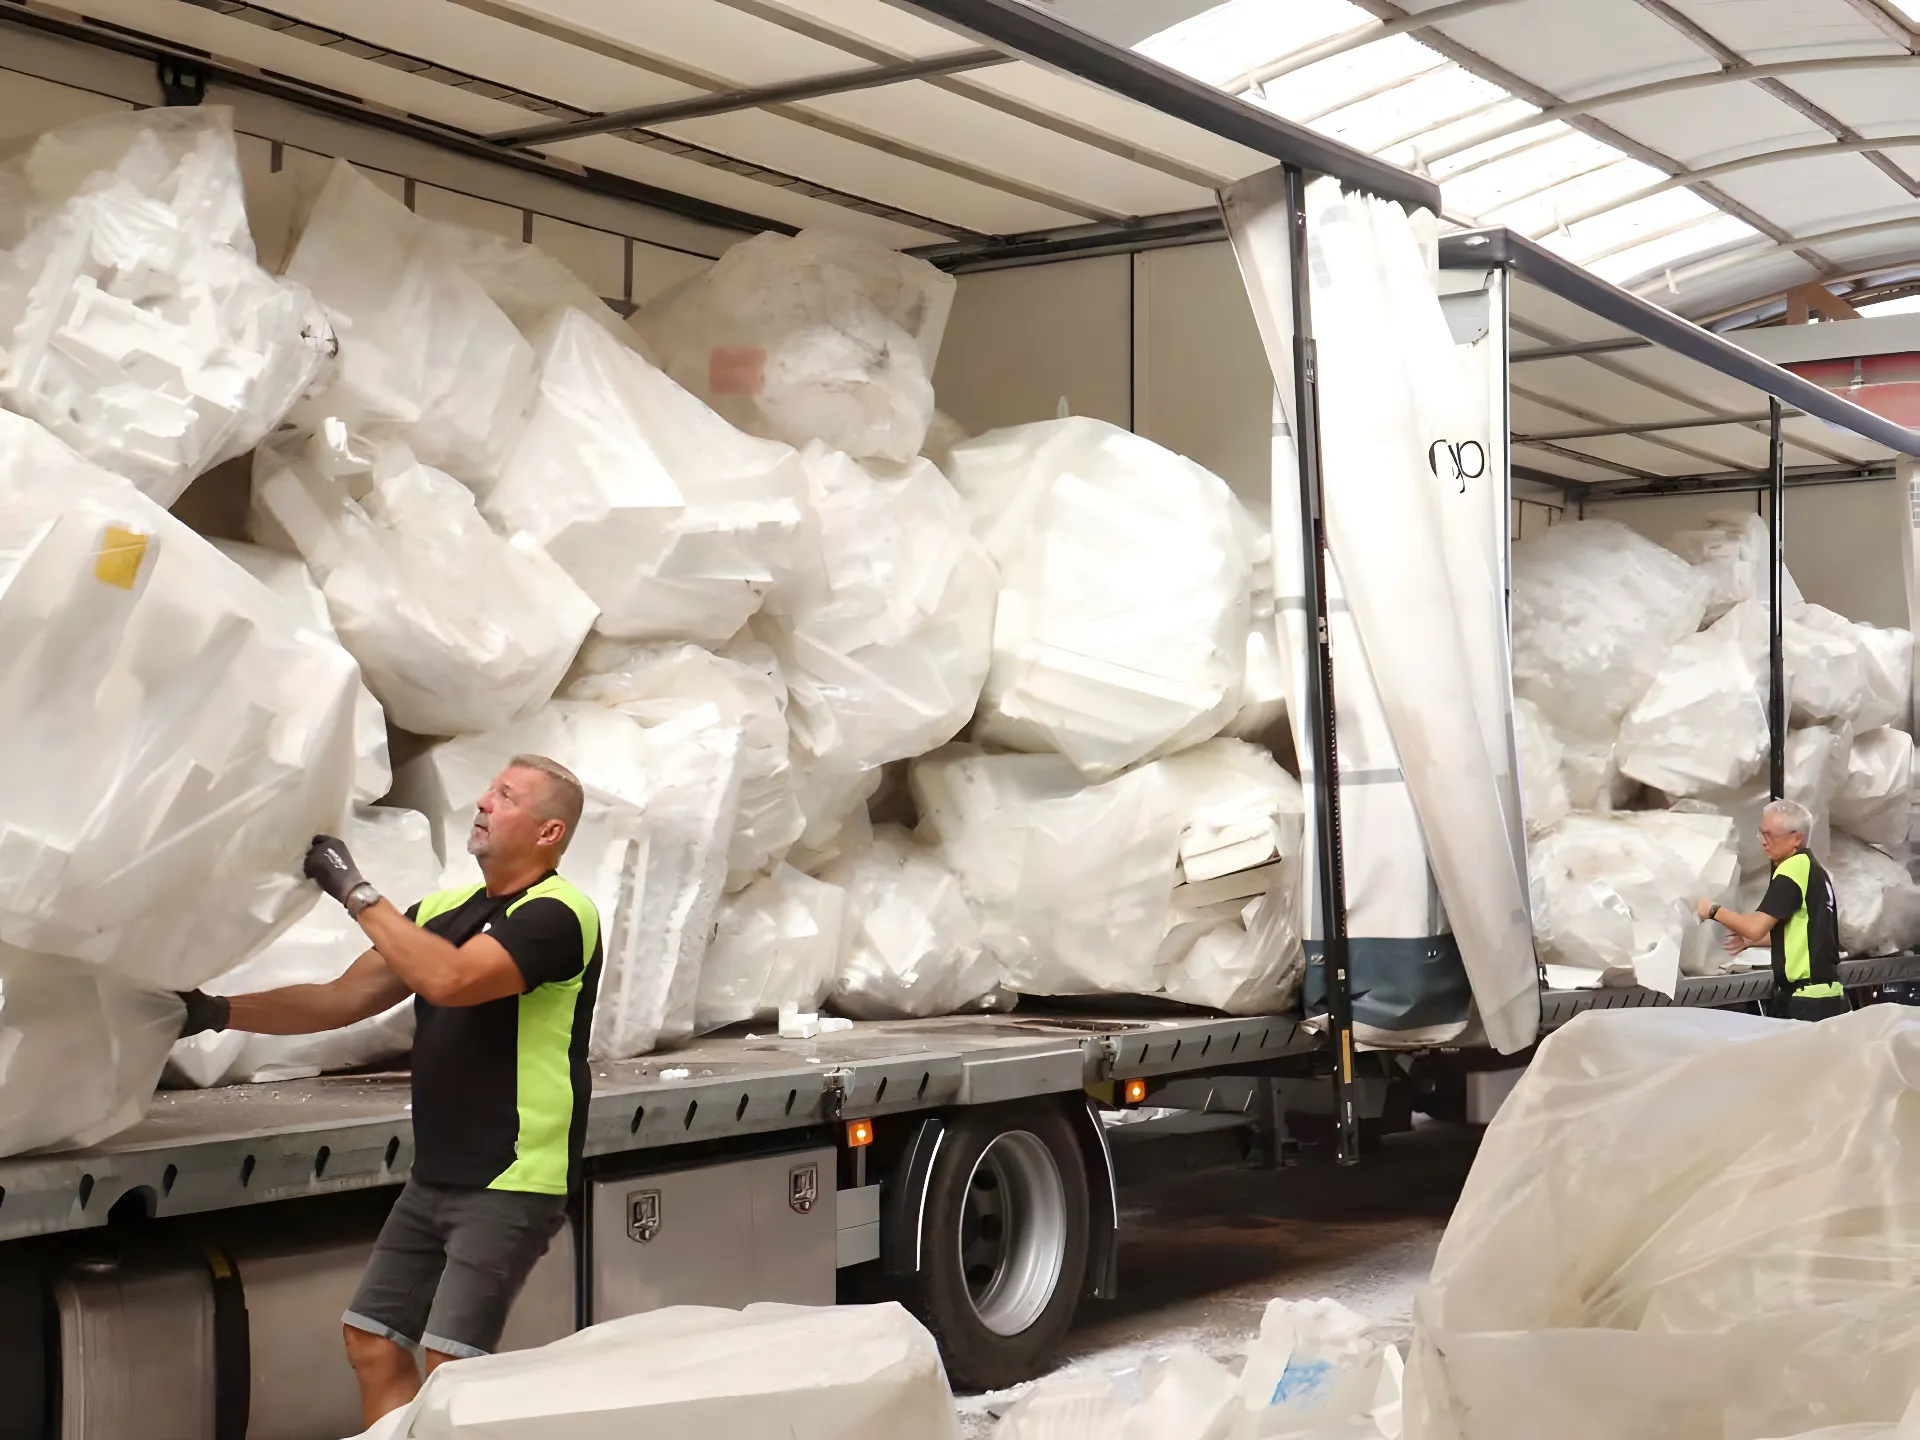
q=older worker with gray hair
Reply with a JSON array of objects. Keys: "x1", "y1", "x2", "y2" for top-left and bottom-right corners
[{"x1": 1696, "y1": 798, "x2": 1849, "y2": 1022}]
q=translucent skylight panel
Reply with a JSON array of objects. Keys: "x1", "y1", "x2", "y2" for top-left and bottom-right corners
[
  {"x1": 1394, "y1": 98, "x2": 1540, "y2": 170},
  {"x1": 1481, "y1": 159, "x2": 1669, "y2": 236},
  {"x1": 1310, "y1": 63, "x2": 1511, "y2": 154},
  {"x1": 1134, "y1": 0, "x2": 1366, "y2": 89},
  {"x1": 1544, "y1": 188, "x2": 1723, "y2": 265},
  {"x1": 1253, "y1": 34, "x2": 1443, "y2": 124},
  {"x1": 1440, "y1": 130, "x2": 1623, "y2": 216},
  {"x1": 1882, "y1": 0, "x2": 1920, "y2": 20},
  {"x1": 1586, "y1": 214, "x2": 1762, "y2": 287},
  {"x1": 1858, "y1": 293, "x2": 1920, "y2": 315},
  {"x1": 1429, "y1": 123, "x2": 1572, "y2": 183}
]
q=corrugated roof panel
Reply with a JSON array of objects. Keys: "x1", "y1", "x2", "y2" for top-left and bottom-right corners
[
  {"x1": 1309, "y1": 63, "x2": 1511, "y2": 156},
  {"x1": 1590, "y1": 213, "x2": 1767, "y2": 286},
  {"x1": 1134, "y1": 0, "x2": 1359, "y2": 88}
]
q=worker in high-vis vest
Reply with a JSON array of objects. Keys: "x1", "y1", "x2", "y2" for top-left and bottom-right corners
[
  {"x1": 173, "y1": 754, "x2": 603, "y2": 1428},
  {"x1": 1696, "y1": 797, "x2": 1848, "y2": 1023}
]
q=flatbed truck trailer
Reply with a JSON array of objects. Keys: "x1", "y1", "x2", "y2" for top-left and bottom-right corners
[{"x1": 7, "y1": 2, "x2": 1920, "y2": 1436}]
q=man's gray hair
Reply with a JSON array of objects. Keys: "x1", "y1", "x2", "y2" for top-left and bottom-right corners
[
  {"x1": 507, "y1": 753, "x2": 584, "y2": 853},
  {"x1": 1762, "y1": 797, "x2": 1813, "y2": 841}
]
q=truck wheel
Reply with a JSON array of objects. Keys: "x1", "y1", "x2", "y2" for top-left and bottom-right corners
[{"x1": 912, "y1": 1100, "x2": 1089, "y2": 1391}]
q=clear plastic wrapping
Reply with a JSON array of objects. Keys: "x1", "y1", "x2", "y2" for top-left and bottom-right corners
[
  {"x1": 1853, "y1": 621, "x2": 1913, "y2": 732},
  {"x1": 167, "y1": 805, "x2": 442, "y2": 1088},
  {"x1": 694, "y1": 864, "x2": 846, "y2": 1032},
  {"x1": 1827, "y1": 832, "x2": 1920, "y2": 957},
  {"x1": 432, "y1": 224, "x2": 634, "y2": 345},
  {"x1": 1786, "y1": 603, "x2": 1871, "y2": 727},
  {"x1": 1668, "y1": 511, "x2": 1801, "y2": 623},
  {"x1": 946, "y1": 417, "x2": 1251, "y2": 780},
  {"x1": 1834, "y1": 726, "x2": 1915, "y2": 850},
  {"x1": 0, "y1": 108, "x2": 333, "y2": 504},
  {"x1": 253, "y1": 428, "x2": 598, "y2": 737},
  {"x1": 488, "y1": 310, "x2": 808, "y2": 643},
  {"x1": 754, "y1": 443, "x2": 996, "y2": 779},
  {"x1": 284, "y1": 160, "x2": 535, "y2": 491},
  {"x1": 0, "y1": 411, "x2": 358, "y2": 990},
  {"x1": 1515, "y1": 696, "x2": 1571, "y2": 834},
  {"x1": 634, "y1": 228, "x2": 956, "y2": 464},
  {"x1": 566, "y1": 636, "x2": 802, "y2": 888},
  {"x1": 1615, "y1": 608, "x2": 1769, "y2": 797},
  {"x1": 820, "y1": 825, "x2": 1003, "y2": 1020},
  {"x1": 0, "y1": 949, "x2": 181, "y2": 1157},
  {"x1": 1407, "y1": 1006, "x2": 1920, "y2": 1440}
]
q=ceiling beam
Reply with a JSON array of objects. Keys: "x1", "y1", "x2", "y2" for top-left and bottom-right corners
[
  {"x1": 1223, "y1": 0, "x2": 1522, "y2": 94},
  {"x1": 1835, "y1": 0, "x2": 1920, "y2": 49},
  {"x1": 1637, "y1": 216, "x2": 1920, "y2": 296},
  {"x1": 1517, "y1": 410, "x2": 1787, "y2": 442}
]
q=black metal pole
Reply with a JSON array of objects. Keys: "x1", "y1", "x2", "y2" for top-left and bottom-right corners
[
  {"x1": 1284, "y1": 166, "x2": 1360, "y2": 1166},
  {"x1": 1768, "y1": 396, "x2": 1786, "y2": 799}
]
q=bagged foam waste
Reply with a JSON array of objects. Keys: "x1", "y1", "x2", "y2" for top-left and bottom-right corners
[
  {"x1": 391, "y1": 701, "x2": 743, "y2": 1059},
  {"x1": 362, "y1": 1301, "x2": 958, "y2": 1440},
  {"x1": 166, "y1": 806, "x2": 442, "y2": 1088},
  {"x1": 1693, "y1": 723, "x2": 1852, "y2": 898},
  {"x1": 1510, "y1": 519, "x2": 1708, "y2": 742},
  {"x1": 1158, "y1": 739, "x2": 1307, "y2": 885},
  {"x1": 912, "y1": 746, "x2": 1181, "y2": 997},
  {"x1": 787, "y1": 756, "x2": 882, "y2": 875},
  {"x1": 1615, "y1": 607, "x2": 1768, "y2": 797},
  {"x1": 1224, "y1": 528, "x2": 1291, "y2": 748},
  {"x1": 635, "y1": 228, "x2": 955, "y2": 464},
  {"x1": 1827, "y1": 832, "x2": 1920, "y2": 957},
  {"x1": 1515, "y1": 697, "x2": 1571, "y2": 834},
  {"x1": 566, "y1": 636, "x2": 802, "y2": 887},
  {"x1": 1668, "y1": 511, "x2": 1800, "y2": 623},
  {"x1": 488, "y1": 310, "x2": 808, "y2": 643},
  {"x1": 1854, "y1": 621, "x2": 1913, "y2": 731},
  {"x1": 694, "y1": 864, "x2": 845, "y2": 1032},
  {"x1": 947, "y1": 417, "x2": 1251, "y2": 779},
  {"x1": 284, "y1": 160, "x2": 534, "y2": 491},
  {"x1": 754, "y1": 442, "x2": 996, "y2": 778},
  {"x1": 1786, "y1": 604, "x2": 1871, "y2": 726},
  {"x1": 921, "y1": 407, "x2": 970, "y2": 474},
  {"x1": 0, "y1": 949, "x2": 181, "y2": 1156},
  {"x1": 1406, "y1": 1007, "x2": 1920, "y2": 1440},
  {"x1": 0, "y1": 412, "x2": 357, "y2": 989},
  {"x1": 0, "y1": 108, "x2": 332, "y2": 504},
  {"x1": 213, "y1": 540, "x2": 391, "y2": 803},
  {"x1": 1834, "y1": 726, "x2": 1915, "y2": 850},
  {"x1": 253, "y1": 427, "x2": 597, "y2": 737},
  {"x1": 432, "y1": 224, "x2": 633, "y2": 345},
  {"x1": 820, "y1": 826, "x2": 1003, "y2": 1020}
]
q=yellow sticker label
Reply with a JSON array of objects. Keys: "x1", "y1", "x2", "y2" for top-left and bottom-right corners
[{"x1": 93, "y1": 525, "x2": 149, "y2": 590}]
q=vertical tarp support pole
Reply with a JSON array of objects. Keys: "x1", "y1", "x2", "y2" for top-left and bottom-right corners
[
  {"x1": 1768, "y1": 396, "x2": 1786, "y2": 799},
  {"x1": 1284, "y1": 166, "x2": 1359, "y2": 1166}
]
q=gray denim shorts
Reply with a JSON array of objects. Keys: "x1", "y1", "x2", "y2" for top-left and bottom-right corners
[{"x1": 343, "y1": 1177, "x2": 567, "y2": 1359}]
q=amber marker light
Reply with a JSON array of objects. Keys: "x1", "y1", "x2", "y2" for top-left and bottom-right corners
[
  {"x1": 846, "y1": 1118, "x2": 874, "y2": 1148},
  {"x1": 1123, "y1": 1078, "x2": 1148, "y2": 1105}
]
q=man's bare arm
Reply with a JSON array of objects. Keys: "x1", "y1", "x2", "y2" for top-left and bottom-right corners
[
  {"x1": 225, "y1": 951, "x2": 411, "y2": 1035},
  {"x1": 1695, "y1": 897, "x2": 1778, "y2": 945}
]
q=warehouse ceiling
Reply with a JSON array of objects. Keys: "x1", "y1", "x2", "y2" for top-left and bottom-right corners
[{"x1": 1123, "y1": 0, "x2": 1920, "y2": 321}]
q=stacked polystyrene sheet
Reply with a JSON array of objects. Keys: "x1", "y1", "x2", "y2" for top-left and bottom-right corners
[
  {"x1": 252, "y1": 427, "x2": 597, "y2": 737},
  {"x1": 0, "y1": 108, "x2": 333, "y2": 504},
  {"x1": 167, "y1": 806, "x2": 442, "y2": 1088},
  {"x1": 820, "y1": 826, "x2": 1004, "y2": 1020},
  {"x1": 911, "y1": 746, "x2": 1182, "y2": 997},
  {"x1": 0, "y1": 410, "x2": 358, "y2": 992},
  {"x1": 946, "y1": 417, "x2": 1251, "y2": 780},
  {"x1": 694, "y1": 865, "x2": 846, "y2": 1032},
  {"x1": 1408, "y1": 1007, "x2": 1920, "y2": 1440},
  {"x1": 566, "y1": 636, "x2": 803, "y2": 888},
  {"x1": 390, "y1": 701, "x2": 744, "y2": 1058},
  {"x1": 283, "y1": 160, "x2": 535, "y2": 491},
  {"x1": 753, "y1": 442, "x2": 996, "y2": 795},
  {"x1": 1692, "y1": 722, "x2": 1852, "y2": 901},
  {"x1": 488, "y1": 310, "x2": 809, "y2": 643},
  {"x1": 635, "y1": 228, "x2": 956, "y2": 464},
  {"x1": 214, "y1": 540, "x2": 391, "y2": 803}
]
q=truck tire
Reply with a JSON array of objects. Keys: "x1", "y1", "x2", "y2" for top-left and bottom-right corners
[{"x1": 910, "y1": 1099, "x2": 1089, "y2": 1391}]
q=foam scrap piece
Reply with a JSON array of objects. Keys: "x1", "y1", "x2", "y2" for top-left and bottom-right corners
[
  {"x1": 284, "y1": 160, "x2": 535, "y2": 491},
  {"x1": 1616, "y1": 607, "x2": 1768, "y2": 797},
  {"x1": 1154, "y1": 738, "x2": 1306, "y2": 885},
  {"x1": 821, "y1": 826, "x2": 1003, "y2": 1020},
  {"x1": 488, "y1": 310, "x2": 808, "y2": 643},
  {"x1": 946, "y1": 417, "x2": 1252, "y2": 780},
  {"x1": 634, "y1": 228, "x2": 955, "y2": 463},
  {"x1": 252, "y1": 428, "x2": 597, "y2": 737},
  {"x1": 754, "y1": 443, "x2": 995, "y2": 776},
  {"x1": 695, "y1": 865, "x2": 845, "y2": 1032},
  {"x1": 0, "y1": 107, "x2": 333, "y2": 504},
  {"x1": 0, "y1": 411, "x2": 357, "y2": 989}
]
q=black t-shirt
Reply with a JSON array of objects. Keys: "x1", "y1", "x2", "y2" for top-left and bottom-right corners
[
  {"x1": 405, "y1": 874, "x2": 602, "y2": 1194},
  {"x1": 1756, "y1": 850, "x2": 1841, "y2": 994}
]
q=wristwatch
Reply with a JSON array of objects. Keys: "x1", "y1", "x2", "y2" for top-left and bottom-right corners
[
  {"x1": 1708, "y1": 903, "x2": 1721, "y2": 921},
  {"x1": 344, "y1": 881, "x2": 382, "y2": 918}
]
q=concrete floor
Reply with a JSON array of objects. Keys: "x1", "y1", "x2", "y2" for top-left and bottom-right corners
[{"x1": 957, "y1": 1118, "x2": 1481, "y2": 1433}]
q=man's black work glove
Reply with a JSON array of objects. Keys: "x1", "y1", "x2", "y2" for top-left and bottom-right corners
[
  {"x1": 176, "y1": 990, "x2": 230, "y2": 1038},
  {"x1": 304, "y1": 834, "x2": 367, "y2": 905}
]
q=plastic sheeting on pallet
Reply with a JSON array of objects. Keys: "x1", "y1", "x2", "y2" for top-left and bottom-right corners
[
  {"x1": 0, "y1": 948, "x2": 181, "y2": 1158},
  {"x1": 253, "y1": 427, "x2": 598, "y2": 738},
  {"x1": 488, "y1": 310, "x2": 808, "y2": 644},
  {"x1": 0, "y1": 108, "x2": 332, "y2": 505},
  {"x1": 0, "y1": 411, "x2": 357, "y2": 990},
  {"x1": 284, "y1": 160, "x2": 535, "y2": 492},
  {"x1": 355, "y1": 1301, "x2": 959, "y2": 1440},
  {"x1": 911, "y1": 746, "x2": 1181, "y2": 998},
  {"x1": 213, "y1": 540, "x2": 390, "y2": 804},
  {"x1": 754, "y1": 443, "x2": 995, "y2": 779},
  {"x1": 566, "y1": 636, "x2": 803, "y2": 888},
  {"x1": 1615, "y1": 607, "x2": 1769, "y2": 798},
  {"x1": 1406, "y1": 1007, "x2": 1920, "y2": 1440},
  {"x1": 390, "y1": 701, "x2": 743, "y2": 1058},
  {"x1": 634, "y1": 229, "x2": 955, "y2": 465},
  {"x1": 1827, "y1": 832, "x2": 1920, "y2": 958},
  {"x1": 820, "y1": 825, "x2": 1003, "y2": 1020},
  {"x1": 694, "y1": 864, "x2": 845, "y2": 1032},
  {"x1": 166, "y1": 806, "x2": 442, "y2": 1088},
  {"x1": 946, "y1": 417, "x2": 1251, "y2": 781},
  {"x1": 1834, "y1": 726, "x2": 1916, "y2": 850}
]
